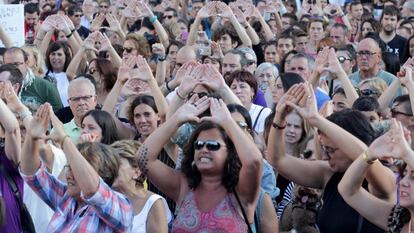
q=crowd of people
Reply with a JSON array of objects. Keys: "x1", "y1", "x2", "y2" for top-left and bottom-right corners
[{"x1": 0, "y1": 0, "x2": 414, "y2": 232}]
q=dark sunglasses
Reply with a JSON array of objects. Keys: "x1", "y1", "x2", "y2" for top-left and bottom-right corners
[
  {"x1": 163, "y1": 15, "x2": 173, "y2": 19},
  {"x1": 337, "y1": 56, "x2": 351, "y2": 63},
  {"x1": 194, "y1": 140, "x2": 224, "y2": 151},
  {"x1": 123, "y1": 47, "x2": 134, "y2": 53},
  {"x1": 188, "y1": 92, "x2": 209, "y2": 99},
  {"x1": 360, "y1": 89, "x2": 379, "y2": 97}
]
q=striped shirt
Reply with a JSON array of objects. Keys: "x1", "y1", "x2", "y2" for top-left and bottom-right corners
[{"x1": 20, "y1": 163, "x2": 133, "y2": 233}]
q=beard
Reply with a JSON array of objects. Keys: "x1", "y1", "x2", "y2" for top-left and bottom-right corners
[{"x1": 382, "y1": 25, "x2": 395, "y2": 35}]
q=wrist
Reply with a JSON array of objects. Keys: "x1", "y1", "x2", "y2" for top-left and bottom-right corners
[
  {"x1": 362, "y1": 150, "x2": 378, "y2": 165},
  {"x1": 149, "y1": 15, "x2": 158, "y2": 23}
]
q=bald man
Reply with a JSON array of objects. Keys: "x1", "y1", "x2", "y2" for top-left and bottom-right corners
[
  {"x1": 349, "y1": 38, "x2": 397, "y2": 86},
  {"x1": 164, "y1": 45, "x2": 197, "y2": 93}
]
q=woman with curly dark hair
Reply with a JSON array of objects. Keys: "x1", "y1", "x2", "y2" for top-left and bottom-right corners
[{"x1": 137, "y1": 96, "x2": 262, "y2": 232}]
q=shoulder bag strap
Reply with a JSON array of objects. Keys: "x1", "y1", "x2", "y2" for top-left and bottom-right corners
[
  {"x1": 233, "y1": 189, "x2": 255, "y2": 233},
  {"x1": 253, "y1": 107, "x2": 265, "y2": 132},
  {"x1": 0, "y1": 163, "x2": 36, "y2": 233}
]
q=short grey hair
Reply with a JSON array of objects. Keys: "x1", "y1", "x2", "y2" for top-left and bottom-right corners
[
  {"x1": 290, "y1": 52, "x2": 315, "y2": 70},
  {"x1": 68, "y1": 77, "x2": 96, "y2": 96},
  {"x1": 255, "y1": 62, "x2": 279, "y2": 78}
]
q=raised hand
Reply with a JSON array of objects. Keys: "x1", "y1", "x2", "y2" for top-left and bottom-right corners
[
  {"x1": 217, "y1": 2, "x2": 234, "y2": 18},
  {"x1": 326, "y1": 48, "x2": 345, "y2": 76},
  {"x1": 210, "y1": 41, "x2": 224, "y2": 60},
  {"x1": 29, "y1": 103, "x2": 50, "y2": 140},
  {"x1": 287, "y1": 83, "x2": 318, "y2": 120},
  {"x1": 105, "y1": 13, "x2": 122, "y2": 32},
  {"x1": 90, "y1": 14, "x2": 106, "y2": 32},
  {"x1": 1, "y1": 82, "x2": 26, "y2": 113},
  {"x1": 83, "y1": 31, "x2": 100, "y2": 51},
  {"x1": 152, "y1": 43, "x2": 165, "y2": 58},
  {"x1": 173, "y1": 95, "x2": 210, "y2": 124},
  {"x1": 40, "y1": 15, "x2": 56, "y2": 32},
  {"x1": 97, "y1": 32, "x2": 112, "y2": 52},
  {"x1": 176, "y1": 62, "x2": 203, "y2": 97},
  {"x1": 54, "y1": 15, "x2": 72, "y2": 35},
  {"x1": 132, "y1": 55, "x2": 154, "y2": 81},
  {"x1": 62, "y1": 14, "x2": 76, "y2": 32},
  {"x1": 123, "y1": 2, "x2": 141, "y2": 18},
  {"x1": 275, "y1": 83, "x2": 305, "y2": 121},
  {"x1": 49, "y1": 106, "x2": 68, "y2": 145},
  {"x1": 175, "y1": 61, "x2": 201, "y2": 90},
  {"x1": 197, "y1": 3, "x2": 212, "y2": 19},
  {"x1": 200, "y1": 64, "x2": 225, "y2": 91},
  {"x1": 136, "y1": 1, "x2": 154, "y2": 17},
  {"x1": 231, "y1": 5, "x2": 248, "y2": 25},
  {"x1": 118, "y1": 55, "x2": 135, "y2": 84},
  {"x1": 201, "y1": 98, "x2": 233, "y2": 127},
  {"x1": 368, "y1": 119, "x2": 412, "y2": 160},
  {"x1": 398, "y1": 65, "x2": 414, "y2": 88},
  {"x1": 314, "y1": 47, "x2": 329, "y2": 75}
]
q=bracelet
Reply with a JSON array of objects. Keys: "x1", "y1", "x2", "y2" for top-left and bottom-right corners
[
  {"x1": 176, "y1": 89, "x2": 186, "y2": 100},
  {"x1": 60, "y1": 135, "x2": 70, "y2": 150},
  {"x1": 149, "y1": 15, "x2": 158, "y2": 23},
  {"x1": 165, "y1": 80, "x2": 172, "y2": 92},
  {"x1": 157, "y1": 56, "x2": 166, "y2": 62},
  {"x1": 272, "y1": 121, "x2": 286, "y2": 130},
  {"x1": 362, "y1": 151, "x2": 378, "y2": 165},
  {"x1": 66, "y1": 29, "x2": 75, "y2": 38}
]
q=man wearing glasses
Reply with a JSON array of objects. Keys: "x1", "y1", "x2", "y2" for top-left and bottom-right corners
[
  {"x1": 63, "y1": 77, "x2": 97, "y2": 144},
  {"x1": 391, "y1": 95, "x2": 414, "y2": 148},
  {"x1": 162, "y1": 7, "x2": 178, "y2": 25},
  {"x1": 67, "y1": 5, "x2": 90, "y2": 40},
  {"x1": 3, "y1": 47, "x2": 63, "y2": 112},
  {"x1": 349, "y1": 38, "x2": 397, "y2": 86}
]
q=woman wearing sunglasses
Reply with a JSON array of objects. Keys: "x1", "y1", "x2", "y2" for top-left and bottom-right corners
[
  {"x1": 268, "y1": 84, "x2": 395, "y2": 233},
  {"x1": 137, "y1": 96, "x2": 262, "y2": 232}
]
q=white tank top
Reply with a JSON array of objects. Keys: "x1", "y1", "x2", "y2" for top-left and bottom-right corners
[{"x1": 131, "y1": 194, "x2": 172, "y2": 233}]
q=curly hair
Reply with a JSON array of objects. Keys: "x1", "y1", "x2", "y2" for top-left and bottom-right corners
[
  {"x1": 124, "y1": 34, "x2": 151, "y2": 59},
  {"x1": 181, "y1": 121, "x2": 241, "y2": 192}
]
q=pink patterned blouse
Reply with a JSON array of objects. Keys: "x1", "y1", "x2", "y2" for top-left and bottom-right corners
[{"x1": 172, "y1": 191, "x2": 248, "y2": 233}]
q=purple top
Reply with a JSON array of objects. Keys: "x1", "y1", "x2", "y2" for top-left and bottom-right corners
[
  {"x1": 0, "y1": 147, "x2": 23, "y2": 233},
  {"x1": 253, "y1": 89, "x2": 268, "y2": 108}
]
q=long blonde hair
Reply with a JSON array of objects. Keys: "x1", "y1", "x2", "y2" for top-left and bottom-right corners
[{"x1": 22, "y1": 45, "x2": 46, "y2": 77}]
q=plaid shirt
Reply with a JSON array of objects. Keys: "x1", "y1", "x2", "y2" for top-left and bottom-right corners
[{"x1": 20, "y1": 163, "x2": 133, "y2": 233}]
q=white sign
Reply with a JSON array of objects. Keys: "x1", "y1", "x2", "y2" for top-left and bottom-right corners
[{"x1": 0, "y1": 4, "x2": 24, "y2": 47}]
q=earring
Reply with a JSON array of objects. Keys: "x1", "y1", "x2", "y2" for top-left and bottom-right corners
[{"x1": 191, "y1": 161, "x2": 196, "y2": 169}]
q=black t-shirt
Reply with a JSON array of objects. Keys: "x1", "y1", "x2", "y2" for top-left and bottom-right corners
[
  {"x1": 383, "y1": 34, "x2": 408, "y2": 64},
  {"x1": 317, "y1": 172, "x2": 385, "y2": 233},
  {"x1": 77, "y1": 26, "x2": 90, "y2": 40}
]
